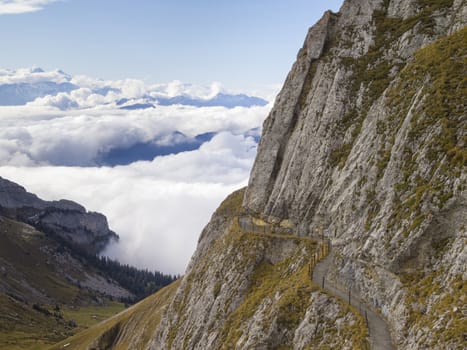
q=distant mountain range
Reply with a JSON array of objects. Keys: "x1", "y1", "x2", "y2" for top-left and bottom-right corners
[
  {"x1": 152, "y1": 92, "x2": 268, "y2": 108},
  {"x1": 97, "y1": 129, "x2": 260, "y2": 166},
  {"x1": 0, "y1": 68, "x2": 268, "y2": 109},
  {"x1": 0, "y1": 81, "x2": 78, "y2": 105},
  {"x1": 97, "y1": 131, "x2": 217, "y2": 166}
]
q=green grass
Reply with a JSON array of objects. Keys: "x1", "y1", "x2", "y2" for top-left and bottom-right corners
[
  {"x1": 403, "y1": 271, "x2": 466, "y2": 348},
  {"x1": 0, "y1": 217, "x2": 134, "y2": 349},
  {"x1": 49, "y1": 280, "x2": 181, "y2": 350},
  {"x1": 61, "y1": 302, "x2": 126, "y2": 330},
  {"x1": 0, "y1": 294, "x2": 127, "y2": 349},
  {"x1": 0, "y1": 294, "x2": 72, "y2": 350},
  {"x1": 0, "y1": 218, "x2": 81, "y2": 304}
]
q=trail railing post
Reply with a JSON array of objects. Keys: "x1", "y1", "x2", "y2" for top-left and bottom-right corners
[
  {"x1": 348, "y1": 289, "x2": 351, "y2": 306},
  {"x1": 322, "y1": 276, "x2": 325, "y2": 289},
  {"x1": 365, "y1": 310, "x2": 369, "y2": 334}
]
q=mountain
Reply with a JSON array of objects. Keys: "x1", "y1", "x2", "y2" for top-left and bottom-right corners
[
  {"x1": 96, "y1": 131, "x2": 217, "y2": 166},
  {"x1": 119, "y1": 102, "x2": 156, "y2": 110},
  {"x1": 97, "y1": 130, "x2": 259, "y2": 167},
  {"x1": 52, "y1": 0, "x2": 466, "y2": 349},
  {"x1": 153, "y1": 92, "x2": 268, "y2": 108},
  {"x1": 0, "y1": 67, "x2": 78, "y2": 105},
  {"x1": 116, "y1": 93, "x2": 268, "y2": 110},
  {"x1": 0, "y1": 81, "x2": 78, "y2": 106},
  {"x1": 0, "y1": 68, "x2": 268, "y2": 109},
  {"x1": 0, "y1": 177, "x2": 118, "y2": 255},
  {"x1": 0, "y1": 177, "x2": 175, "y2": 348}
]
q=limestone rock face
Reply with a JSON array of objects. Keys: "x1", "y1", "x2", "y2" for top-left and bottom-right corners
[
  {"x1": 242, "y1": 0, "x2": 466, "y2": 348},
  {"x1": 0, "y1": 177, "x2": 117, "y2": 254}
]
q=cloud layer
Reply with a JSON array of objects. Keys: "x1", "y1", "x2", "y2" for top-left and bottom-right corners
[
  {"x1": 0, "y1": 68, "x2": 270, "y2": 166},
  {"x1": 0, "y1": 68, "x2": 273, "y2": 274},
  {"x1": 0, "y1": 103, "x2": 267, "y2": 166},
  {"x1": 0, "y1": 132, "x2": 256, "y2": 274},
  {"x1": 0, "y1": 0, "x2": 59, "y2": 15}
]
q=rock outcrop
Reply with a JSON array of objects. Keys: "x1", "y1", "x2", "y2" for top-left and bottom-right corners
[
  {"x1": 0, "y1": 177, "x2": 118, "y2": 254},
  {"x1": 242, "y1": 0, "x2": 466, "y2": 348}
]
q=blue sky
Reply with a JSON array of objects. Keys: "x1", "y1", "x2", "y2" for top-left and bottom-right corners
[{"x1": 0, "y1": 0, "x2": 343, "y2": 89}]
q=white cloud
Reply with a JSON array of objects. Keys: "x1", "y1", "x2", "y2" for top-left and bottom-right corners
[
  {"x1": 0, "y1": 67, "x2": 70, "y2": 84},
  {"x1": 0, "y1": 0, "x2": 59, "y2": 15},
  {"x1": 0, "y1": 102, "x2": 268, "y2": 166},
  {"x1": 158, "y1": 80, "x2": 224, "y2": 99},
  {"x1": 0, "y1": 132, "x2": 256, "y2": 274},
  {"x1": 0, "y1": 67, "x2": 273, "y2": 274}
]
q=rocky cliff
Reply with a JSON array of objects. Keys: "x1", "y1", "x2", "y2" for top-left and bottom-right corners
[
  {"x1": 53, "y1": 1, "x2": 466, "y2": 349},
  {"x1": 242, "y1": 0, "x2": 466, "y2": 348},
  {"x1": 0, "y1": 176, "x2": 118, "y2": 254}
]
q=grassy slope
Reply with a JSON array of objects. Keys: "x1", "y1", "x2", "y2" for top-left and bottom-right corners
[
  {"x1": 50, "y1": 279, "x2": 181, "y2": 350},
  {"x1": 0, "y1": 218, "x2": 126, "y2": 349},
  {"x1": 0, "y1": 218, "x2": 80, "y2": 303}
]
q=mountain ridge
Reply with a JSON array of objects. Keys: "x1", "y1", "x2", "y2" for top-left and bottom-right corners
[
  {"x1": 0, "y1": 68, "x2": 268, "y2": 109},
  {"x1": 0, "y1": 176, "x2": 118, "y2": 255}
]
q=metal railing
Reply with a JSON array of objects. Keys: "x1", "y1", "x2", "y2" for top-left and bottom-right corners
[{"x1": 237, "y1": 214, "x2": 375, "y2": 349}]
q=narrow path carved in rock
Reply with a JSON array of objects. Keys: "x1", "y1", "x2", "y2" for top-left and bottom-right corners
[
  {"x1": 313, "y1": 251, "x2": 395, "y2": 350},
  {"x1": 238, "y1": 215, "x2": 396, "y2": 350}
]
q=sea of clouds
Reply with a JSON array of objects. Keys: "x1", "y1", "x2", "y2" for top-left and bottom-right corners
[{"x1": 0, "y1": 67, "x2": 275, "y2": 274}]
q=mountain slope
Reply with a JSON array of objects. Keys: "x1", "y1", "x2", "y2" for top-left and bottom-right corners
[
  {"x1": 57, "y1": 190, "x2": 368, "y2": 349},
  {"x1": 49, "y1": 279, "x2": 181, "y2": 350},
  {"x1": 52, "y1": 0, "x2": 466, "y2": 349},
  {"x1": 0, "y1": 81, "x2": 78, "y2": 106},
  {"x1": 0, "y1": 216, "x2": 130, "y2": 349},
  {"x1": 0, "y1": 178, "x2": 175, "y2": 349}
]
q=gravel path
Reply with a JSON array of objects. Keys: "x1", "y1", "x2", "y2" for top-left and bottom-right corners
[
  {"x1": 238, "y1": 216, "x2": 396, "y2": 349},
  {"x1": 313, "y1": 250, "x2": 396, "y2": 350}
]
